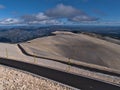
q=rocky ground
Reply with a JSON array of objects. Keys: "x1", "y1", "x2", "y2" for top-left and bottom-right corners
[{"x1": 0, "y1": 65, "x2": 75, "y2": 90}]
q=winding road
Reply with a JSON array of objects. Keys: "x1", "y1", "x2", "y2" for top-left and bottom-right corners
[
  {"x1": 18, "y1": 44, "x2": 120, "y2": 77},
  {"x1": 0, "y1": 43, "x2": 120, "y2": 89}
]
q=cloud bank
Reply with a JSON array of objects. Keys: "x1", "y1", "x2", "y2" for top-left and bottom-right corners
[
  {"x1": 45, "y1": 4, "x2": 98, "y2": 22},
  {"x1": 0, "y1": 4, "x2": 98, "y2": 25},
  {"x1": 0, "y1": 18, "x2": 20, "y2": 25}
]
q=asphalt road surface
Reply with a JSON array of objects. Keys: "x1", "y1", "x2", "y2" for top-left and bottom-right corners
[{"x1": 0, "y1": 58, "x2": 120, "y2": 90}]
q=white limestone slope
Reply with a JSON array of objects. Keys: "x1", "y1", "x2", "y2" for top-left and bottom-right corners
[{"x1": 0, "y1": 32, "x2": 120, "y2": 86}]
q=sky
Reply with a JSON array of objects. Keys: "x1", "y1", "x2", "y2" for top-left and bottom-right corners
[{"x1": 0, "y1": 0, "x2": 120, "y2": 26}]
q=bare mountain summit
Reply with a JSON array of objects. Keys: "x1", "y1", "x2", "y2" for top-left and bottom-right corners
[{"x1": 20, "y1": 31, "x2": 120, "y2": 70}]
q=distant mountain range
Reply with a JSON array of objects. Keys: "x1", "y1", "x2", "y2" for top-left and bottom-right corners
[{"x1": 0, "y1": 25, "x2": 120, "y2": 43}]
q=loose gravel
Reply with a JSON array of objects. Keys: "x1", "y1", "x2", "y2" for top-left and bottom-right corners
[{"x1": 0, "y1": 65, "x2": 75, "y2": 90}]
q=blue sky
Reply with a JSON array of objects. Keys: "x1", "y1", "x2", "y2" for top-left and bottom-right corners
[{"x1": 0, "y1": 0, "x2": 120, "y2": 25}]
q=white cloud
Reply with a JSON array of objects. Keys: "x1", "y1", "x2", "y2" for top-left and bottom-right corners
[
  {"x1": 21, "y1": 12, "x2": 63, "y2": 25},
  {"x1": 28, "y1": 19, "x2": 63, "y2": 25},
  {"x1": 45, "y1": 4, "x2": 98, "y2": 22},
  {"x1": 0, "y1": 13, "x2": 62, "y2": 25},
  {"x1": 0, "y1": 18, "x2": 20, "y2": 25},
  {"x1": 70, "y1": 16, "x2": 99, "y2": 22},
  {"x1": 36, "y1": 12, "x2": 49, "y2": 20},
  {"x1": 45, "y1": 4, "x2": 85, "y2": 18}
]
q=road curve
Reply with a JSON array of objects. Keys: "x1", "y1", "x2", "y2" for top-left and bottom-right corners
[
  {"x1": 0, "y1": 58, "x2": 120, "y2": 90},
  {"x1": 18, "y1": 44, "x2": 120, "y2": 77}
]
